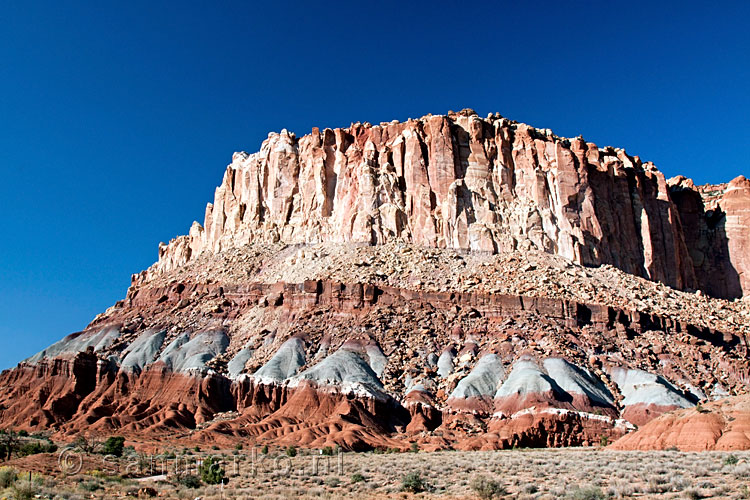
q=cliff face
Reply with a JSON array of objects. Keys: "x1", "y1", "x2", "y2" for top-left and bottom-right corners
[
  {"x1": 140, "y1": 110, "x2": 748, "y2": 298},
  {"x1": 2, "y1": 110, "x2": 748, "y2": 452}
]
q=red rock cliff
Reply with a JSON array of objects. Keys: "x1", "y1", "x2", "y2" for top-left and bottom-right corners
[{"x1": 137, "y1": 110, "x2": 749, "y2": 297}]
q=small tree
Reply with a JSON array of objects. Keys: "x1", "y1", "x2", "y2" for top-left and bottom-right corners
[
  {"x1": 0, "y1": 430, "x2": 20, "y2": 460},
  {"x1": 321, "y1": 446, "x2": 334, "y2": 456},
  {"x1": 102, "y1": 436, "x2": 126, "y2": 457},
  {"x1": 199, "y1": 456, "x2": 225, "y2": 485},
  {"x1": 73, "y1": 435, "x2": 101, "y2": 454},
  {"x1": 286, "y1": 445, "x2": 297, "y2": 457}
]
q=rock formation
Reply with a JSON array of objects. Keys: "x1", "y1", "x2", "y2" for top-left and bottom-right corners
[
  {"x1": 141, "y1": 110, "x2": 749, "y2": 299},
  {"x1": 610, "y1": 395, "x2": 750, "y2": 451},
  {"x1": 0, "y1": 110, "x2": 748, "y2": 451}
]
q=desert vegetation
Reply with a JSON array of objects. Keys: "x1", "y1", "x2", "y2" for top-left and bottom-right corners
[{"x1": 0, "y1": 439, "x2": 748, "y2": 499}]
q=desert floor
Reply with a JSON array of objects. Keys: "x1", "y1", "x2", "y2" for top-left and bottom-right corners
[{"x1": 2, "y1": 447, "x2": 749, "y2": 499}]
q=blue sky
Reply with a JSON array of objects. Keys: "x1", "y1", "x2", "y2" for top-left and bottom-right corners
[{"x1": 1, "y1": 1, "x2": 748, "y2": 369}]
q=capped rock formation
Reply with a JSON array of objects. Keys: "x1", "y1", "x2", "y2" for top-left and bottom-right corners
[
  {"x1": 1, "y1": 110, "x2": 748, "y2": 451},
  {"x1": 143, "y1": 110, "x2": 749, "y2": 299}
]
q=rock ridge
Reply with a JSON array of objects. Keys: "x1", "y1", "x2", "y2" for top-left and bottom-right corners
[{"x1": 137, "y1": 110, "x2": 749, "y2": 298}]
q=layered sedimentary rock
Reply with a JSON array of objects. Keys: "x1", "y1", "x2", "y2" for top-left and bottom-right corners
[
  {"x1": 610, "y1": 395, "x2": 750, "y2": 451},
  {"x1": 1, "y1": 265, "x2": 747, "y2": 450},
  {"x1": 141, "y1": 110, "x2": 748, "y2": 298},
  {"x1": 1, "y1": 111, "x2": 748, "y2": 451}
]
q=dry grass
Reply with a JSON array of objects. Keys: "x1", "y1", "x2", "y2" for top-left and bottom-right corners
[{"x1": 4, "y1": 448, "x2": 750, "y2": 499}]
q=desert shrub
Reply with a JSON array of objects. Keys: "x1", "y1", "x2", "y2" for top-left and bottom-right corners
[
  {"x1": 684, "y1": 488, "x2": 701, "y2": 500},
  {"x1": 199, "y1": 456, "x2": 225, "y2": 485},
  {"x1": 12, "y1": 479, "x2": 39, "y2": 500},
  {"x1": 723, "y1": 454, "x2": 738, "y2": 466},
  {"x1": 669, "y1": 474, "x2": 690, "y2": 492},
  {"x1": 286, "y1": 445, "x2": 297, "y2": 457},
  {"x1": 0, "y1": 466, "x2": 17, "y2": 488},
  {"x1": 567, "y1": 485, "x2": 606, "y2": 500},
  {"x1": 17, "y1": 430, "x2": 28, "y2": 437},
  {"x1": 177, "y1": 474, "x2": 201, "y2": 488},
  {"x1": 324, "y1": 477, "x2": 340, "y2": 487},
  {"x1": 470, "y1": 476, "x2": 507, "y2": 499},
  {"x1": 261, "y1": 444, "x2": 269, "y2": 455},
  {"x1": 523, "y1": 483, "x2": 539, "y2": 494},
  {"x1": 736, "y1": 464, "x2": 750, "y2": 478},
  {"x1": 401, "y1": 472, "x2": 428, "y2": 493},
  {"x1": 79, "y1": 479, "x2": 102, "y2": 492},
  {"x1": 410, "y1": 442, "x2": 419, "y2": 453},
  {"x1": 599, "y1": 435, "x2": 608, "y2": 447},
  {"x1": 235, "y1": 443, "x2": 243, "y2": 451},
  {"x1": 351, "y1": 472, "x2": 365, "y2": 483},
  {"x1": 321, "y1": 446, "x2": 334, "y2": 456}
]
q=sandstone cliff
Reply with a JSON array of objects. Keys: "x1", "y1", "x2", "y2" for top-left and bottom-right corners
[{"x1": 139, "y1": 110, "x2": 748, "y2": 298}]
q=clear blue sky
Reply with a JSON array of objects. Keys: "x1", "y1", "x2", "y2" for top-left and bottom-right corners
[{"x1": 1, "y1": 1, "x2": 748, "y2": 370}]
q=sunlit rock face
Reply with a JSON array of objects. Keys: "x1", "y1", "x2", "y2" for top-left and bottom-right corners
[{"x1": 140, "y1": 110, "x2": 746, "y2": 299}]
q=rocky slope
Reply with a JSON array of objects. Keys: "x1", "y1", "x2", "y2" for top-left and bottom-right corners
[
  {"x1": 0, "y1": 110, "x2": 748, "y2": 451},
  {"x1": 609, "y1": 394, "x2": 750, "y2": 451}
]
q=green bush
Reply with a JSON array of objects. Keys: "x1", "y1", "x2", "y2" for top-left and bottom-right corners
[
  {"x1": 470, "y1": 476, "x2": 507, "y2": 499},
  {"x1": 410, "y1": 442, "x2": 419, "y2": 453},
  {"x1": 351, "y1": 472, "x2": 365, "y2": 483},
  {"x1": 0, "y1": 466, "x2": 17, "y2": 488},
  {"x1": 102, "y1": 436, "x2": 126, "y2": 457},
  {"x1": 567, "y1": 486, "x2": 606, "y2": 500},
  {"x1": 199, "y1": 456, "x2": 225, "y2": 485},
  {"x1": 321, "y1": 446, "x2": 334, "y2": 456},
  {"x1": 18, "y1": 440, "x2": 58, "y2": 457},
  {"x1": 235, "y1": 443, "x2": 243, "y2": 451},
  {"x1": 286, "y1": 446, "x2": 297, "y2": 457},
  {"x1": 724, "y1": 454, "x2": 739, "y2": 466},
  {"x1": 401, "y1": 472, "x2": 428, "y2": 493},
  {"x1": 261, "y1": 444, "x2": 269, "y2": 455},
  {"x1": 177, "y1": 474, "x2": 201, "y2": 488}
]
